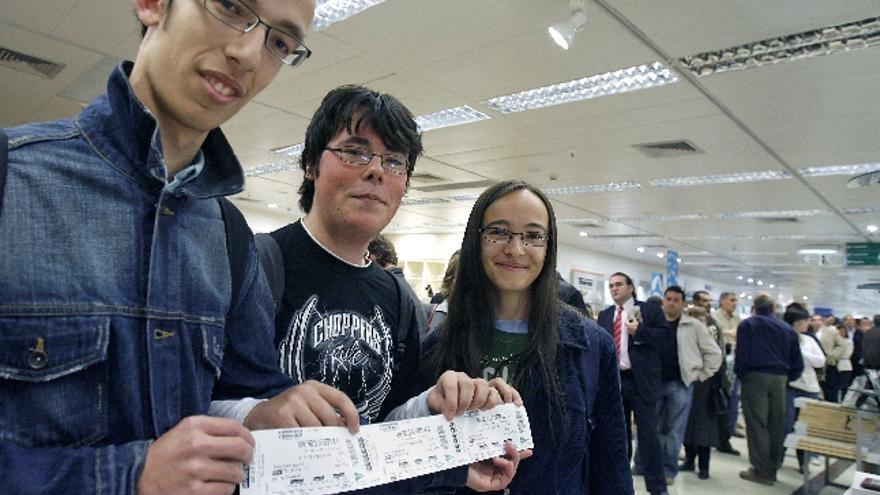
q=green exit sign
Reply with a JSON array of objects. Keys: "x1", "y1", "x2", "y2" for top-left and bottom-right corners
[{"x1": 846, "y1": 243, "x2": 880, "y2": 266}]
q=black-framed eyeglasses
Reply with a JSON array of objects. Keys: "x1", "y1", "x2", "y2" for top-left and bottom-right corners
[
  {"x1": 479, "y1": 227, "x2": 550, "y2": 247},
  {"x1": 203, "y1": 0, "x2": 311, "y2": 67},
  {"x1": 325, "y1": 146, "x2": 410, "y2": 177}
]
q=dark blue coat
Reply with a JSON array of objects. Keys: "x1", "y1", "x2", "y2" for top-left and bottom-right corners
[
  {"x1": 597, "y1": 300, "x2": 666, "y2": 403},
  {"x1": 422, "y1": 307, "x2": 633, "y2": 494}
]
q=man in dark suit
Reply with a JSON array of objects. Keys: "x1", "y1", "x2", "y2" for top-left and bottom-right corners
[{"x1": 598, "y1": 272, "x2": 669, "y2": 495}]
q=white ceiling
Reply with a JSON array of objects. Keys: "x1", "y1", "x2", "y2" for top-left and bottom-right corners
[{"x1": 1, "y1": 0, "x2": 878, "y2": 314}]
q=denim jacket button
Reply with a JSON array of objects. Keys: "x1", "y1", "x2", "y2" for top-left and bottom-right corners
[{"x1": 28, "y1": 349, "x2": 49, "y2": 369}]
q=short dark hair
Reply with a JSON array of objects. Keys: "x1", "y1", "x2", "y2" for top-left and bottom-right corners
[
  {"x1": 753, "y1": 293, "x2": 776, "y2": 315},
  {"x1": 368, "y1": 234, "x2": 398, "y2": 267},
  {"x1": 719, "y1": 291, "x2": 736, "y2": 301},
  {"x1": 664, "y1": 286, "x2": 686, "y2": 300},
  {"x1": 609, "y1": 272, "x2": 636, "y2": 301},
  {"x1": 692, "y1": 290, "x2": 710, "y2": 303},
  {"x1": 874, "y1": 314, "x2": 880, "y2": 327},
  {"x1": 646, "y1": 295, "x2": 663, "y2": 305},
  {"x1": 298, "y1": 85, "x2": 422, "y2": 213},
  {"x1": 783, "y1": 304, "x2": 810, "y2": 325}
]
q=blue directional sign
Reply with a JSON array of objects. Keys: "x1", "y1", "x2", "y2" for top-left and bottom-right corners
[
  {"x1": 650, "y1": 272, "x2": 665, "y2": 298},
  {"x1": 667, "y1": 250, "x2": 679, "y2": 287}
]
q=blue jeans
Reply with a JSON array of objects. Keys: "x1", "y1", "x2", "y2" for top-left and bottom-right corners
[
  {"x1": 637, "y1": 380, "x2": 693, "y2": 478},
  {"x1": 728, "y1": 378, "x2": 741, "y2": 431}
]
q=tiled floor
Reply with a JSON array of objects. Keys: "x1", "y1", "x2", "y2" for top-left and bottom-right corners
[{"x1": 631, "y1": 433, "x2": 854, "y2": 495}]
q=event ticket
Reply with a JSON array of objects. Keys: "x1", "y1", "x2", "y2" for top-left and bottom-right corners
[{"x1": 241, "y1": 403, "x2": 533, "y2": 495}]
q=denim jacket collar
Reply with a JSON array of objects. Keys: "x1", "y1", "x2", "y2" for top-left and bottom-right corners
[{"x1": 76, "y1": 61, "x2": 244, "y2": 199}]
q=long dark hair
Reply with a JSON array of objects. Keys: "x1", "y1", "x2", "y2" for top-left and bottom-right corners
[{"x1": 423, "y1": 180, "x2": 565, "y2": 412}]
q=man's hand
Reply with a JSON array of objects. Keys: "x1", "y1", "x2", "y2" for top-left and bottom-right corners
[
  {"x1": 466, "y1": 442, "x2": 532, "y2": 491},
  {"x1": 138, "y1": 416, "x2": 254, "y2": 495},
  {"x1": 244, "y1": 380, "x2": 360, "y2": 434},
  {"x1": 626, "y1": 317, "x2": 639, "y2": 336},
  {"x1": 427, "y1": 371, "x2": 505, "y2": 420}
]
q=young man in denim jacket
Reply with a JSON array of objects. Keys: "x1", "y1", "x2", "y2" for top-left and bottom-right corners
[{"x1": 0, "y1": 1, "x2": 381, "y2": 493}]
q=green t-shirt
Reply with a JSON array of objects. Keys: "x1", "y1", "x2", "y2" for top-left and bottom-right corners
[{"x1": 479, "y1": 320, "x2": 530, "y2": 383}]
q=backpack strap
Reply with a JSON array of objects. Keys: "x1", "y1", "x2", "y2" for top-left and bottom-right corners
[
  {"x1": 217, "y1": 197, "x2": 251, "y2": 317},
  {"x1": 254, "y1": 232, "x2": 285, "y2": 313},
  {"x1": 389, "y1": 272, "x2": 422, "y2": 370},
  {"x1": 0, "y1": 129, "x2": 8, "y2": 215}
]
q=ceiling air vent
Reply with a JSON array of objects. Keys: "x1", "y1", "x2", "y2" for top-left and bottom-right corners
[
  {"x1": 757, "y1": 217, "x2": 800, "y2": 224},
  {"x1": 0, "y1": 46, "x2": 65, "y2": 79},
  {"x1": 410, "y1": 172, "x2": 447, "y2": 187},
  {"x1": 633, "y1": 139, "x2": 703, "y2": 158}
]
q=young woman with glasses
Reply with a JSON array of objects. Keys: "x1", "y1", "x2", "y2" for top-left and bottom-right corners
[{"x1": 421, "y1": 180, "x2": 633, "y2": 494}]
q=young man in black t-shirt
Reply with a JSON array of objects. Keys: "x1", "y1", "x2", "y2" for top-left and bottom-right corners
[{"x1": 264, "y1": 85, "x2": 528, "y2": 492}]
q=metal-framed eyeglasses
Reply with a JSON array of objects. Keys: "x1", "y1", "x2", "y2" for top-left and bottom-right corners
[
  {"x1": 479, "y1": 227, "x2": 551, "y2": 247},
  {"x1": 203, "y1": 0, "x2": 311, "y2": 66},
  {"x1": 325, "y1": 146, "x2": 410, "y2": 176}
]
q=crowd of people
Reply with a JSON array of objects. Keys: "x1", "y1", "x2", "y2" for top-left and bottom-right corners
[{"x1": 1, "y1": 1, "x2": 878, "y2": 494}]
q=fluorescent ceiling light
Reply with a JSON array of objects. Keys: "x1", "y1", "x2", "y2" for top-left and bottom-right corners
[
  {"x1": 447, "y1": 193, "x2": 480, "y2": 202},
  {"x1": 482, "y1": 62, "x2": 678, "y2": 114},
  {"x1": 414, "y1": 105, "x2": 490, "y2": 131},
  {"x1": 245, "y1": 160, "x2": 299, "y2": 177},
  {"x1": 267, "y1": 203, "x2": 279, "y2": 209},
  {"x1": 612, "y1": 213, "x2": 707, "y2": 222},
  {"x1": 271, "y1": 142, "x2": 304, "y2": 158},
  {"x1": 312, "y1": 0, "x2": 386, "y2": 30},
  {"x1": 543, "y1": 181, "x2": 643, "y2": 195},
  {"x1": 799, "y1": 162, "x2": 880, "y2": 177},
  {"x1": 400, "y1": 197, "x2": 449, "y2": 206},
  {"x1": 717, "y1": 209, "x2": 829, "y2": 219},
  {"x1": 636, "y1": 247, "x2": 645, "y2": 253},
  {"x1": 680, "y1": 16, "x2": 880, "y2": 77},
  {"x1": 797, "y1": 247, "x2": 838, "y2": 255},
  {"x1": 649, "y1": 170, "x2": 790, "y2": 187},
  {"x1": 868, "y1": 225, "x2": 879, "y2": 233},
  {"x1": 844, "y1": 206, "x2": 880, "y2": 214},
  {"x1": 548, "y1": 10, "x2": 587, "y2": 50}
]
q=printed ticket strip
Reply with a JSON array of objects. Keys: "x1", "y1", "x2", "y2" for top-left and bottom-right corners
[{"x1": 241, "y1": 403, "x2": 534, "y2": 495}]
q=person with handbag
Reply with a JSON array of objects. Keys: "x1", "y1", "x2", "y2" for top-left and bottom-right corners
[{"x1": 680, "y1": 306, "x2": 727, "y2": 480}]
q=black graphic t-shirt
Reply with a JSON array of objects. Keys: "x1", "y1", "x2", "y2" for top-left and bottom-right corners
[{"x1": 270, "y1": 221, "x2": 420, "y2": 422}]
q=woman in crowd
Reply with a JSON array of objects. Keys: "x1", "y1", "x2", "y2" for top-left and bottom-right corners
[
  {"x1": 680, "y1": 306, "x2": 725, "y2": 480},
  {"x1": 421, "y1": 180, "x2": 633, "y2": 494},
  {"x1": 783, "y1": 304, "x2": 826, "y2": 472}
]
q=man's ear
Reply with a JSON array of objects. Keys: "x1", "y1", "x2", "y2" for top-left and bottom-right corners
[{"x1": 134, "y1": 0, "x2": 167, "y2": 30}]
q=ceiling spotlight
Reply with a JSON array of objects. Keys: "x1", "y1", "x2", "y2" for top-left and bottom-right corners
[
  {"x1": 769, "y1": 284, "x2": 775, "y2": 289},
  {"x1": 802, "y1": 295, "x2": 809, "y2": 301},
  {"x1": 757, "y1": 280, "x2": 764, "y2": 286},
  {"x1": 747, "y1": 277, "x2": 754, "y2": 284},
  {"x1": 267, "y1": 203, "x2": 279, "y2": 209},
  {"x1": 656, "y1": 252, "x2": 665, "y2": 258},
  {"x1": 578, "y1": 231, "x2": 589, "y2": 237},
  {"x1": 737, "y1": 275, "x2": 743, "y2": 280},
  {"x1": 676, "y1": 257, "x2": 682, "y2": 263},
  {"x1": 868, "y1": 225, "x2": 879, "y2": 233},
  {"x1": 637, "y1": 246, "x2": 646, "y2": 253},
  {"x1": 739, "y1": 292, "x2": 747, "y2": 298},
  {"x1": 548, "y1": 2, "x2": 587, "y2": 50}
]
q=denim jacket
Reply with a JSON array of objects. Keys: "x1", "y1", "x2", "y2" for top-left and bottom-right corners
[
  {"x1": 422, "y1": 308, "x2": 634, "y2": 494},
  {"x1": 0, "y1": 63, "x2": 292, "y2": 494}
]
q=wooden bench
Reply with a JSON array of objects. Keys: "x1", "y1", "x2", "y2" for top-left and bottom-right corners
[{"x1": 784, "y1": 398, "x2": 880, "y2": 494}]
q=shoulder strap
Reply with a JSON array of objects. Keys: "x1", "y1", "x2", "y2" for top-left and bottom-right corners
[
  {"x1": 254, "y1": 232, "x2": 285, "y2": 313},
  {"x1": 389, "y1": 272, "x2": 415, "y2": 369},
  {"x1": 217, "y1": 197, "x2": 251, "y2": 316},
  {"x1": 0, "y1": 129, "x2": 7, "y2": 215}
]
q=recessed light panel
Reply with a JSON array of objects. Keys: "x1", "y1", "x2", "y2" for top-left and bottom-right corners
[{"x1": 482, "y1": 62, "x2": 678, "y2": 114}]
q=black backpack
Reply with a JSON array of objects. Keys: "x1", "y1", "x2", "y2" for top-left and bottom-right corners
[{"x1": 0, "y1": 129, "x2": 249, "y2": 317}]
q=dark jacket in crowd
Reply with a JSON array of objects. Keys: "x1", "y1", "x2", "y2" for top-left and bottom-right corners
[{"x1": 734, "y1": 314, "x2": 804, "y2": 381}]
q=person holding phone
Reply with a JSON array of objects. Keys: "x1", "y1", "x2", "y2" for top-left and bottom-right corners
[{"x1": 598, "y1": 273, "x2": 669, "y2": 495}]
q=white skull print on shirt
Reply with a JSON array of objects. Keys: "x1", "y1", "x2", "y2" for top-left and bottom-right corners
[{"x1": 278, "y1": 295, "x2": 394, "y2": 421}]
